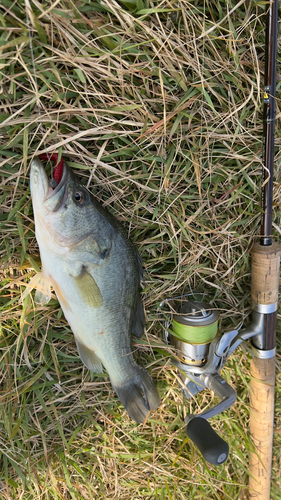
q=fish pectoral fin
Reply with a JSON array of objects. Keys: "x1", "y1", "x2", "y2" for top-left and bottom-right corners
[
  {"x1": 73, "y1": 271, "x2": 103, "y2": 308},
  {"x1": 21, "y1": 272, "x2": 52, "y2": 304},
  {"x1": 75, "y1": 339, "x2": 103, "y2": 373}
]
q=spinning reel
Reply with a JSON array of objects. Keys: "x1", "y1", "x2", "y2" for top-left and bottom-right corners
[{"x1": 160, "y1": 292, "x2": 276, "y2": 466}]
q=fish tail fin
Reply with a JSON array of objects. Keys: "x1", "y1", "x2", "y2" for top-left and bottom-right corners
[{"x1": 112, "y1": 367, "x2": 160, "y2": 423}]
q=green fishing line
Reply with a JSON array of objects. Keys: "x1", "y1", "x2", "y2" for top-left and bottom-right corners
[{"x1": 171, "y1": 319, "x2": 218, "y2": 344}]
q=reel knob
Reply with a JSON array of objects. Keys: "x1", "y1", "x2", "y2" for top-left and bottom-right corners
[{"x1": 186, "y1": 416, "x2": 229, "y2": 465}]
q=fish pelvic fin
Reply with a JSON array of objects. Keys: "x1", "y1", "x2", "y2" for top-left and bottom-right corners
[
  {"x1": 21, "y1": 272, "x2": 52, "y2": 304},
  {"x1": 75, "y1": 338, "x2": 103, "y2": 373},
  {"x1": 112, "y1": 366, "x2": 160, "y2": 423}
]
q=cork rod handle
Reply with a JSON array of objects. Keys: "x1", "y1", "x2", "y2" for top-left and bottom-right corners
[
  {"x1": 251, "y1": 242, "x2": 280, "y2": 306},
  {"x1": 249, "y1": 357, "x2": 275, "y2": 500},
  {"x1": 248, "y1": 243, "x2": 280, "y2": 500}
]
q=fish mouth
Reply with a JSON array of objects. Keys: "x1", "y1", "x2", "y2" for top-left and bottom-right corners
[{"x1": 30, "y1": 158, "x2": 69, "y2": 212}]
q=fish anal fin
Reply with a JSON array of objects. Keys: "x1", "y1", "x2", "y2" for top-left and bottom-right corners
[
  {"x1": 73, "y1": 271, "x2": 103, "y2": 308},
  {"x1": 75, "y1": 338, "x2": 103, "y2": 373}
]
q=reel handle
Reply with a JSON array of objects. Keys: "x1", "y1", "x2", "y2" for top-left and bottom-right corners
[{"x1": 186, "y1": 417, "x2": 229, "y2": 465}]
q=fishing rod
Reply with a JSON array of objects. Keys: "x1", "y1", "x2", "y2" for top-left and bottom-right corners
[
  {"x1": 249, "y1": 0, "x2": 279, "y2": 498},
  {"x1": 160, "y1": 1, "x2": 279, "y2": 494}
]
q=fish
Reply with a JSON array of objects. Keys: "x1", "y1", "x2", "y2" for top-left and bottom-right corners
[{"x1": 26, "y1": 157, "x2": 160, "y2": 423}]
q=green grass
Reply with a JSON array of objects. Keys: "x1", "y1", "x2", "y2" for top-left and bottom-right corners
[{"x1": 1, "y1": 0, "x2": 281, "y2": 498}]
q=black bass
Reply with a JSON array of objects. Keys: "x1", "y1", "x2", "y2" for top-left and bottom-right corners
[{"x1": 27, "y1": 157, "x2": 160, "y2": 423}]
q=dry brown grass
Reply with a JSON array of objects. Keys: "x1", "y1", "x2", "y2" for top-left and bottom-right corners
[{"x1": 1, "y1": 0, "x2": 281, "y2": 499}]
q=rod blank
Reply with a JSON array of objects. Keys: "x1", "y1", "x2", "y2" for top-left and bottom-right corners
[{"x1": 260, "y1": 0, "x2": 278, "y2": 245}]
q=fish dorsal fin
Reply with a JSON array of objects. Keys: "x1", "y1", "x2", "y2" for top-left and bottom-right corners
[
  {"x1": 73, "y1": 271, "x2": 103, "y2": 308},
  {"x1": 75, "y1": 338, "x2": 103, "y2": 373},
  {"x1": 21, "y1": 272, "x2": 52, "y2": 304}
]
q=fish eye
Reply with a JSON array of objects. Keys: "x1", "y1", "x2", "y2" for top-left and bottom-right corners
[{"x1": 74, "y1": 191, "x2": 84, "y2": 204}]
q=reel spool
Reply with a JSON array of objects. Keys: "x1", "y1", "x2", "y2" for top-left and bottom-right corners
[
  {"x1": 163, "y1": 298, "x2": 220, "y2": 398},
  {"x1": 170, "y1": 301, "x2": 219, "y2": 366}
]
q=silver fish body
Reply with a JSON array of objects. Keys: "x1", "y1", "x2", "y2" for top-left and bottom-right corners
[{"x1": 30, "y1": 158, "x2": 160, "y2": 422}]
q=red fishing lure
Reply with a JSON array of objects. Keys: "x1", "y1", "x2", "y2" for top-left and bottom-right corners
[{"x1": 39, "y1": 153, "x2": 64, "y2": 185}]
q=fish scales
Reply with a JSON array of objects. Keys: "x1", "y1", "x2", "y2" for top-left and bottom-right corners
[{"x1": 29, "y1": 158, "x2": 160, "y2": 422}]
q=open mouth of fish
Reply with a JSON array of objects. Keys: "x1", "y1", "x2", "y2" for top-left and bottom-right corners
[{"x1": 31, "y1": 154, "x2": 69, "y2": 212}]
